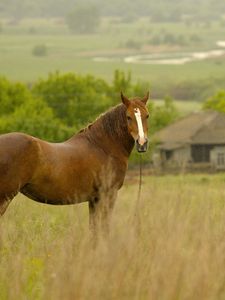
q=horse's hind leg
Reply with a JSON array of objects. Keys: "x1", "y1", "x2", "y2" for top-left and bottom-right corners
[{"x1": 0, "y1": 197, "x2": 12, "y2": 216}]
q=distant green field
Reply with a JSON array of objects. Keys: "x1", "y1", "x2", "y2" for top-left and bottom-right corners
[
  {"x1": 154, "y1": 99, "x2": 201, "y2": 114},
  {"x1": 0, "y1": 18, "x2": 225, "y2": 101}
]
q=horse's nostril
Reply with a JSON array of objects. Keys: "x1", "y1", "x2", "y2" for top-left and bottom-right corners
[{"x1": 136, "y1": 140, "x2": 148, "y2": 153}]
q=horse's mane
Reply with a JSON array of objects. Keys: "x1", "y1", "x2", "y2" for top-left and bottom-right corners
[
  {"x1": 79, "y1": 104, "x2": 125, "y2": 134},
  {"x1": 78, "y1": 104, "x2": 134, "y2": 154}
]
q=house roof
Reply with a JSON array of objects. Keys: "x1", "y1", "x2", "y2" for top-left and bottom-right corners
[{"x1": 155, "y1": 111, "x2": 225, "y2": 150}]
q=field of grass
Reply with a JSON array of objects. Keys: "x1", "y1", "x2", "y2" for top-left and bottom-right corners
[
  {"x1": 1, "y1": 173, "x2": 225, "y2": 299},
  {"x1": 153, "y1": 99, "x2": 201, "y2": 114},
  {"x1": 0, "y1": 17, "x2": 225, "y2": 95}
]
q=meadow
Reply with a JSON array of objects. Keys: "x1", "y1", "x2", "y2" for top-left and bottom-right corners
[
  {"x1": 0, "y1": 18, "x2": 225, "y2": 101},
  {"x1": 154, "y1": 99, "x2": 200, "y2": 114},
  {"x1": 1, "y1": 173, "x2": 225, "y2": 300}
]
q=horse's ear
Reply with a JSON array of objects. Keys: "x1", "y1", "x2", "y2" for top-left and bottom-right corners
[
  {"x1": 142, "y1": 91, "x2": 150, "y2": 104},
  {"x1": 121, "y1": 92, "x2": 130, "y2": 107}
]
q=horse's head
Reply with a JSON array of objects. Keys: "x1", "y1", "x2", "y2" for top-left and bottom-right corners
[{"x1": 121, "y1": 92, "x2": 149, "y2": 153}]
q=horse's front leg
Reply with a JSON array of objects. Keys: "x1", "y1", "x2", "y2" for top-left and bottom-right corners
[
  {"x1": 88, "y1": 191, "x2": 117, "y2": 243},
  {"x1": 100, "y1": 190, "x2": 117, "y2": 238},
  {"x1": 88, "y1": 198, "x2": 99, "y2": 241}
]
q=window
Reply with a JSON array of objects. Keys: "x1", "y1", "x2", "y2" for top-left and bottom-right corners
[
  {"x1": 191, "y1": 145, "x2": 214, "y2": 163},
  {"x1": 217, "y1": 153, "x2": 225, "y2": 166},
  {"x1": 165, "y1": 150, "x2": 173, "y2": 160}
]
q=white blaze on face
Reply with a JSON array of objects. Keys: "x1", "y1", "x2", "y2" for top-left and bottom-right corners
[{"x1": 134, "y1": 108, "x2": 145, "y2": 145}]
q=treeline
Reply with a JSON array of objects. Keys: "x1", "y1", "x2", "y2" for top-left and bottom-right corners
[
  {"x1": 1, "y1": 70, "x2": 225, "y2": 164},
  {"x1": 152, "y1": 77, "x2": 225, "y2": 103},
  {"x1": 0, "y1": 71, "x2": 178, "y2": 145},
  {"x1": 1, "y1": 0, "x2": 225, "y2": 22}
]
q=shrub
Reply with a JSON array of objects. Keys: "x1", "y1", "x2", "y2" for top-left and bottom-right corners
[
  {"x1": 125, "y1": 39, "x2": 141, "y2": 50},
  {"x1": 149, "y1": 35, "x2": 161, "y2": 45},
  {"x1": 32, "y1": 72, "x2": 112, "y2": 127},
  {"x1": 150, "y1": 96, "x2": 179, "y2": 133},
  {"x1": 0, "y1": 77, "x2": 30, "y2": 116},
  {"x1": 189, "y1": 34, "x2": 202, "y2": 44},
  {"x1": 163, "y1": 32, "x2": 176, "y2": 45},
  {"x1": 32, "y1": 44, "x2": 47, "y2": 57},
  {"x1": 66, "y1": 4, "x2": 100, "y2": 34},
  {"x1": 203, "y1": 90, "x2": 225, "y2": 113},
  {"x1": 120, "y1": 13, "x2": 137, "y2": 23},
  {"x1": 28, "y1": 27, "x2": 37, "y2": 34},
  {"x1": 0, "y1": 98, "x2": 74, "y2": 141}
]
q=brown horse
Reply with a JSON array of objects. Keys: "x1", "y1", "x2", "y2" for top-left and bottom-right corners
[{"x1": 0, "y1": 92, "x2": 149, "y2": 235}]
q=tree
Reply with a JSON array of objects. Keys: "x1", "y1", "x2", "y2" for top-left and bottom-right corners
[
  {"x1": 32, "y1": 44, "x2": 47, "y2": 57},
  {"x1": 150, "y1": 96, "x2": 179, "y2": 133},
  {"x1": 0, "y1": 77, "x2": 30, "y2": 116},
  {"x1": 0, "y1": 98, "x2": 74, "y2": 142},
  {"x1": 203, "y1": 90, "x2": 225, "y2": 113},
  {"x1": 32, "y1": 72, "x2": 112, "y2": 127},
  {"x1": 113, "y1": 70, "x2": 132, "y2": 95},
  {"x1": 66, "y1": 4, "x2": 100, "y2": 34}
]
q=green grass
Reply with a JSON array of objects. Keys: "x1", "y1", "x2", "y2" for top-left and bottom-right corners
[
  {"x1": 153, "y1": 99, "x2": 201, "y2": 114},
  {"x1": 1, "y1": 173, "x2": 225, "y2": 299},
  {"x1": 1, "y1": 18, "x2": 225, "y2": 89}
]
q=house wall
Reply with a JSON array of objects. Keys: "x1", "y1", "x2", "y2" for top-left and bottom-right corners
[
  {"x1": 210, "y1": 146, "x2": 225, "y2": 170},
  {"x1": 172, "y1": 146, "x2": 192, "y2": 166},
  {"x1": 156, "y1": 143, "x2": 225, "y2": 171},
  {"x1": 159, "y1": 146, "x2": 191, "y2": 167}
]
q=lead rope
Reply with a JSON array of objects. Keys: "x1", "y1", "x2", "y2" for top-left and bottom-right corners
[
  {"x1": 137, "y1": 154, "x2": 143, "y2": 206},
  {"x1": 133, "y1": 154, "x2": 142, "y2": 234}
]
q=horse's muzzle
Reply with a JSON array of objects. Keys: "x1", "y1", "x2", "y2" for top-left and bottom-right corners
[{"x1": 136, "y1": 139, "x2": 148, "y2": 153}]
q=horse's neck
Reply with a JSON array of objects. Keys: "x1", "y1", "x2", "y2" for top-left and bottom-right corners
[
  {"x1": 103, "y1": 126, "x2": 134, "y2": 158},
  {"x1": 78, "y1": 106, "x2": 135, "y2": 158},
  {"x1": 89, "y1": 122, "x2": 134, "y2": 158}
]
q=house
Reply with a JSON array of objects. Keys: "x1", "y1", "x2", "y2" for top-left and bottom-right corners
[{"x1": 153, "y1": 111, "x2": 225, "y2": 170}]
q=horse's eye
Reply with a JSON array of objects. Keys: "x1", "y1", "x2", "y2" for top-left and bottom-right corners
[
  {"x1": 146, "y1": 115, "x2": 149, "y2": 119},
  {"x1": 127, "y1": 116, "x2": 132, "y2": 121}
]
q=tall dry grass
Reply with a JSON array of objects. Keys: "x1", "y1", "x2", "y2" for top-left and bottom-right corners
[{"x1": 0, "y1": 174, "x2": 225, "y2": 300}]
